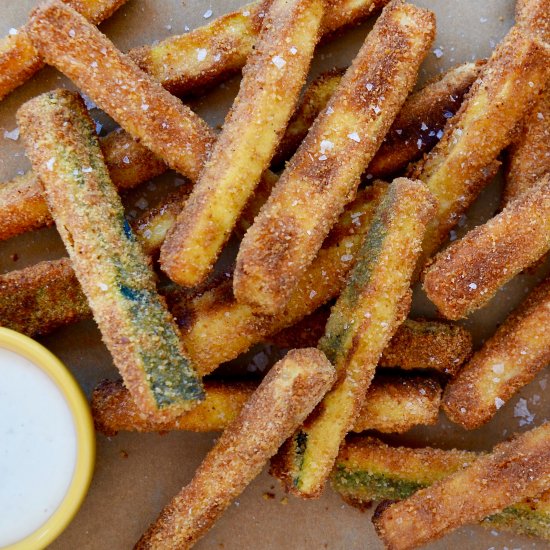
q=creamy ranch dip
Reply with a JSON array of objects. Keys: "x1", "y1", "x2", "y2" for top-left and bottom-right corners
[{"x1": 0, "y1": 348, "x2": 77, "y2": 547}]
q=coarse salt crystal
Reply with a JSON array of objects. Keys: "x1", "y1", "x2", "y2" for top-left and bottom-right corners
[
  {"x1": 82, "y1": 167, "x2": 93, "y2": 173},
  {"x1": 3, "y1": 127, "x2": 19, "y2": 141},
  {"x1": 320, "y1": 139, "x2": 334, "y2": 154},
  {"x1": 347, "y1": 132, "x2": 361, "y2": 143},
  {"x1": 203, "y1": 9, "x2": 213, "y2": 18},
  {"x1": 91, "y1": 61, "x2": 98, "y2": 68},
  {"x1": 537, "y1": 112, "x2": 544, "y2": 120},
  {"x1": 272, "y1": 55, "x2": 286, "y2": 69},
  {"x1": 436, "y1": 129, "x2": 444, "y2": 139},
  {"x1": 98, "y1": 283, "x2": 108, "y2": 291},
  {"x1": 326, "y1": 106, "x2": 334, "y2": 115},
  {"x1": 494, "y1": 397, "x2": 505, "y2": 409},
  {"x1": 318, "y1": 154, "x2": 328, "y2": 161},
  {"x1": 141, "y1": 104, "x2": 149, "y2": 111},
  {"x1": 492, "y1": 363, "x2": 504, "y2": 374},
  {"x1": 372, "y1": 105, "x2": 381, "y2": 114},
  {"x1": 468, "y1": 282, "x2": 477, "y2": 290},
  {"x1": 421, "y1": 122, "x2": 428, "y2": 131},
  {"x1": 366, "y1": 83, "x2": 374, "y2": 91},
  {"x1": 8, "y1": 28, "x2": 18, "y2": 36},
  {"x1": 341, "y1": 254, "x2": 353, "y2": 262},
  {"x1": 242, "y1": 10, "x2": 250, "y2": 16},
  {"x1": 309, "y1": 290, "x2": 317, "y2": 299},
  {"x1": 214, "y1": 53, "x2": 221, "y2": 62},
  {"x1": 433, "y1": 48, "x2": 444, "y2": 58},
  {"x1": 417, "y1": 138, "x2": 423, "y2": 149},
  {"x1": 197, "y1": 48, "x2": 207, "y2": 62},
  {"x1": 46, "y1": 158, "x2": 56, "y2": 171},
  {"x1": 122, "y1": 156, "x2": 130, "y2": 164},
  {"x1": 289, "y1": 46, "x2": 298, "y2": 55},
  {"x1": 69, "y1": 29, "x2": 76, "y2": 38}
]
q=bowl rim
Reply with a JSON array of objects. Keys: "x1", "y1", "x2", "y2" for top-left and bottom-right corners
[{"x1": 0, "y1": 327, "x2": 95, "y2": 550}]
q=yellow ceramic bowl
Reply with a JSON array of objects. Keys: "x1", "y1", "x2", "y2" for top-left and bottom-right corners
[{"x1": 0, "y1": 327, "x2": 95, "y2": 550}]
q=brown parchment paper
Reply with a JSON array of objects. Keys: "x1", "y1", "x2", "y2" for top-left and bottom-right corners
[{"x1": 0, "y1": 1, "x2": 549, "y2": 548}]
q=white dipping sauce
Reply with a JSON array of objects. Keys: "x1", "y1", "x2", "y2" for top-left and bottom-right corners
[{"x1": 0, "y1": 348, "x2": 77, "y2": 546}]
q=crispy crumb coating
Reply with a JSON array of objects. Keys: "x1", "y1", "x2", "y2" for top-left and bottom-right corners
[
  {"x1": 0, "y1": 184, "x2": 386, "y2": 342},
  {"x1": 18, "y1": 90, "x2": 203, "y2": 419},
  {"x1": 408, "y1": 25, "x2": 550, "y2": 264},
  {"x1": 332, "y1": 436, "x2": 550, "y2": 541},
  {"x1": 174, "y1": 183, "x2": 388, "y2": 374},
  {"x1": 0, "y1": 130, "x2": 167, "y2": 242},
  {"x1": 128, "y1": 0, "x2": 389, "y2": 96},
  {"x1": 135, "y1": 349, "x2": 335, "y2": 549},
  {"x1": 271, "y1": 316, "x2": 472, "y2": 377},
  {"x1": 372, "y1": 423, "x2": 550, "y2": 550},
  {"x1": 93, "y1": 374, "x2": 440, "y2": 436},
  {"x1": 234, "y1": 1, "x2": 435, "y2": 314},
  {"x1": 0, "y1": 258, "x2": 90, "y2": 336},
  {"x1": 0, "y1": 0, "x2": 127, "y2": 101},
  {"x1": 27, "y1": 0, "x2": 215, "y2": 182},
  {"x1": 160, "y1": 0, "x2": 324, "y2": 287},
  {"x1": 505, "y1": 88, "x2": 550, "y2": 204},
  {"x1": 423, "y1": 174, "x2": 550, "y2": 320},
  {"x1": 443, "y1": 276, "x2": 550, "y2": 430},
  {"x1": 504, "y1": 0, "x2": 550, "y2": 204},
  {"x1": 273, "y1": 62, "x2": 481, "y2": 174},
  {"x1": 272, "y1": 179, "x2": 436, "y2": 499}
]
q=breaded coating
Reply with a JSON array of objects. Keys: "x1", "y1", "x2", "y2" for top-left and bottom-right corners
[
  {"x1": 379, "y1": 319, "x2": 472, "y2": 376},
  {"x1": 27, "y1": 0, "x2": 215, "y2": 182},
  {"x1": 0, "y1": 258, "x2": 90, "y2": 336},
  {"x1": 408, "y1": 25, "x2": 550, "y2": 264},
  {"x1": 0, "y1": 0, "x2": 127, "y2": 101},
  {"x1": 443, "y1": 276, "x2": 550, "y2": 430},
  {"x1": 504, "y1": 0, "x2": 549, "y2": 204},
  {"x1": 135, "y1": 349, "x2": 335, "y2": 549},
  {"x1": 18, "y1": 90, "x2": 203, "y2": 419},
  {"x1": 351, "y1": 374, "x2": 441, "y2": 434},
  {"x1": 372, "y1": 423, "x2": 550, "y2": 550},
  {"x1": 505, "y1": 88, "x2": 550, "y2": 204},
  {"x1": 93, "y1": 380, "x2": 256, "y2": 436},
  {"x1": 271, "y1": 316, "x2": 473, "y2": 377},
  {"x1": 160, "y1": 0, "x2": 324, "y2": 287},
  {"x1": 93, "y1": 374, "x2": 440, "y2": 436},
  {"x1": 273, "y1": 62, "x2": 481, "y2": 174},
  {"x1": 0, "y1": 129, "x2": 167, "y2": 242},
  {"x1": 271, "y1": 179, "x2": 436, "y2": 498},
  {"x1": 174, "y1": 183, "x2": 388, "y2": 375},
  {"x1": 234, "y1": 1, "x2": 435, "y2": 314},
  {"x1": 423, "y1": 174, "x2": 550, "y2": 320},
  {"x1": 0, "y1": 184, "x2": 386, "y2": 341},
  {"x1": 128, "y1": 0, "x2": 389, "y2": 96},
  {"x1": 332, "y1": 436, "x2": 550, "y2": 541}
]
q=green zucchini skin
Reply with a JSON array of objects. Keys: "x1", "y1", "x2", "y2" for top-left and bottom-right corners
[
  {"x1": 17, "y1": 90, "x2": 203, "y2": 418},
  {"x1": 331, "y1": 436, "x2": 550, "y2": 541}
]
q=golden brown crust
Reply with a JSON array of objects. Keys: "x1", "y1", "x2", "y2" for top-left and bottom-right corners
[
  {"x1": 18, "y1": 89, "x2": 203, "y2": 419},
  {"x1": 352, "y1": 374, "x2": 441, "y2": 434},
  {"x1": 0, "y1": 0, "x2": 127, "y2": 101},
  {"x1": 135, "y1": 349, "x2": 335, "y2": 549},
  {"x1": 515, "y1": 0, "x2": 550, "y2": 42},
  {"x1": 372, "y1": 424, "x2": 550, "y2": 550},
  {"x1": 423, "y1": 174, "x2": 550, "y2": 320},
  {"x1": 127, "y1": 0, "x2": 388, "y2": 97},
  {"x1": 92, "y1": 380, "x2": 256, "y2": 436},
  {"x1": 408, "y1": 25, "x2": 550, "y2": 264},
  {"x1": 443, "y1": 276, "x2": 550, "y2": 429},
  {"x1": 27, "y1": 0, "x2": 215, "y2": 182},
  {"x1": 234, "y1": 1, "x2": 436, "y2": 314},
  {"x1": 273, "y1": 179, "x2": 437, "y2": 498},
  {"x1": 160, "y1": 0, "x2": 324, "y2": 287},
  {"x1": 0, "y1": 258, "x2": 90, "y2": 336}
]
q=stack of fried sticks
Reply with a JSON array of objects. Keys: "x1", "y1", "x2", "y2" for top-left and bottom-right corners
[{"x1": 0, "y1": 0, "x2": 549, "y2": 548}]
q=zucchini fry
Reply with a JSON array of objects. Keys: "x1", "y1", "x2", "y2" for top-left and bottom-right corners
[
  {"x1": 0, "y1": 258, "x2": 90, "y2": 336},
  {"x1": 0, "y1": 129, "x2": 167, "y2": 242},
  {"x1": 0, "y1": 0, "x2": 127, "y2": 101},
  {"x1": 271, "y1": 316, "x2": 473, "y2": 377},
  {"x1": 504, "y1": 0, "x2": 550, "y2": 204},
  {"x1": 0, "y1": 183, "x2": 386, "y2": 341},
  {"x1": 372, "y1": 423, "x2": 550, "y2": 550},
  {"x1": 272, "y1": 179, "x2": 436, "y2": 498},
  {"x1": 234, "y1": 1, "x2": 436, "y2": 314},
  {"x1": 18, "y1": 90, "x2": 203, "y2": 419},
  {"x1": 443, "y1": 276, "x2": 550, "y2": 430},
  {"x1": 129, "y1": 0, "x2": 389, "y2": 96},
  {"x1": 93, "y1": 374, "x2": 441, "y2": 436},
  {"x1": 135, "y1": 349, "x2": 335, "y2": 550},
  {"x1": 332, "y1": 436, "x2": 550, "y2": 541},
  {"x1": 160, "y1": 0, "x2": 325, "y2": 287},
  {"x1": 408, "y1": 24, "x2": 550, "y2": 264},
  {"x1": 423, "y1": 174, "x2": 550, "y2": 320},
  {"x1": 273, "y1": 62, "x2": 481, "y2": 174},
  {"x1": 27, "y1": 0, "x2": 215, "y2": 182}
]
